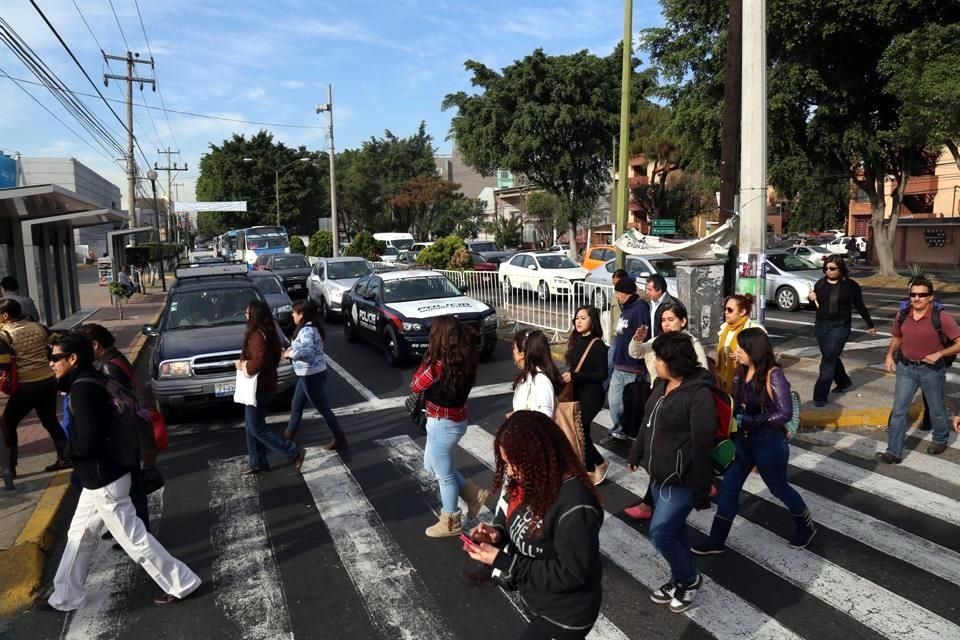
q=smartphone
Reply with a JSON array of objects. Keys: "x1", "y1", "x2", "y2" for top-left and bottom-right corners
[{"x1": 459, "y1": 533, "x2": 480, "y2": 548}]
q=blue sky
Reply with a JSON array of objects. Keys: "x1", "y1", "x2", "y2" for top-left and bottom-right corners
[{"x1": 0, "y1": 0, "x2": 664, "y2": 205}]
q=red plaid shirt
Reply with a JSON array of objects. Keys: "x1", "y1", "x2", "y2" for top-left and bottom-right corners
[{"x1": 410, "y1": 360, "x2": 468, "y2": 422}]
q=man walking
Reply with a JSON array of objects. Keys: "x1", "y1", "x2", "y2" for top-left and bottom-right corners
[
  {"x1": 603, "y1": 277, "x2": 650, "y2": 444},
  {"x1": 38, "y1": 332, "x2": 199, "y2": 610},
  {"x1": 878, "y1": 277, "x2": 960, "y2": 462},
  {"x1": 645, "y1": 274, "x2": 674, "y2": 339},
  {"x1": 0, "y1": 277, "x2": 40, "y2": 323}
]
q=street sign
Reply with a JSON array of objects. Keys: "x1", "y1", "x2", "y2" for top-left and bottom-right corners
[{"x1": 651, "y1": 219, "x2": 676, "y2": 236}]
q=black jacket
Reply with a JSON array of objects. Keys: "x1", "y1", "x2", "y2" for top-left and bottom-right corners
[
  {"x1": 565, "y1": 335, "x2": 608, "y2": 410},
  {"x1": 61, "y1": 366, "x2": 127, "y2": 490},
  {"x1": 491, "y1": 477, "x2": 603, "y2": 632},
  {"x1": 95, "y1": 347, "x2": 136, "y2": 391},
  {"x1": 626, "y1": 367, "x2": 715, "y2": 504}
]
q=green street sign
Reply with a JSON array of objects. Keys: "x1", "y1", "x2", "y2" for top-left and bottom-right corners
[{"x1": 651, "y1": 219, "x2": 676, "y2": 235}]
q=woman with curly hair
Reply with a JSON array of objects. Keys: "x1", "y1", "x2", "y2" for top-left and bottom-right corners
[
  {"x1": 562, "y1": 306, "x2": 609, "y2": 484},
  {"x1": 511, "y1": 330, "x2": 562, "y2": 417},
  {"x1": 464, "y1": 410, "x2": 603, "y2": 640},
  {"x1": 410, "y1": 316, "x2": 484, "y2": 538}
]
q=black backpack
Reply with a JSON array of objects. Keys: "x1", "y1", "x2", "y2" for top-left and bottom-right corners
[
  {"x1": 71, "y1": 377, "x2": 154, "y2": 468},
  {"x1": 896, "y1": 306, "x2": 956, "y2": 367}
]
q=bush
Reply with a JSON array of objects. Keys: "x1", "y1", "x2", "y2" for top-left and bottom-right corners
[
  {"x1": 307, "y1": 230, "x2": 333, "y2": 257},
  {"x1": 417, "y1": 235, "x2": 468, "y2": 270},
  {"x1": 344, "y1": 231, "x2": 385, "y2": 262},
  {"x1": 289, "y1": 235, "x2": 307, "y2": 255}
]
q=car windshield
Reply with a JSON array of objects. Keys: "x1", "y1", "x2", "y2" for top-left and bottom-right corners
[
  {"x1": 536, "y1": 255, "x2": 579, "y2": 269},
  {"x1": 768, "y1": 254, "x2": 819, "y2": 271},
  {"x1": 166, "y1": 288, "x2": 260, "y2": 329},
  {"x1": 253, "y1": 277, "x2": 284, "y2": 295},
  {"x1": 382, "y1": 246, "x2": 399, "y2": 255},
  {"x1": 471, "y1": 242, "x2": 500, "y2": 252},
  {"x1": 383, "y1": 276, "x2": 461, "y2": 303},
  {"x1": 328, "y1": 261, "x2": 372, "y2": 279},
  {"x1": 246, "y1": 234, "x2": 287, "y2": 250},
  {"x1": 272, "y1": 255, "x2": 310, "y2": 269},
  {"x1": 392, "y1": 239, "x2": 414, "y2": 250}
]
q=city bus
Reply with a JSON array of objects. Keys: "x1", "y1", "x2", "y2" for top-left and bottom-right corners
[
  {"x1": 214, "y1": 230, "x2": 238, "y2": 260},
  {"x1": 235, "y1": 225, "x2": 290, "y2": 268}
]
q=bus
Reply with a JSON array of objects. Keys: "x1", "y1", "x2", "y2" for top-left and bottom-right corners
[
  {"x1": 214, "y1": 230, "x2": 237, "y2": 260},
  {"x1": 235, "y1": 225, "x2": 290, "y2": 268}
]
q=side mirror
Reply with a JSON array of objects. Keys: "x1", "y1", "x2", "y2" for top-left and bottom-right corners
[
  {"x1": 527, "y1": 264, "x2": 538, "y2": 271},
  {"x1": 141, "y1": 324, "x2": 159, "y2": 337}
]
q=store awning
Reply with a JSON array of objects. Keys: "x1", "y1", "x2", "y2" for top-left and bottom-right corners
[{"x1": 0, "y1": 183, "x2": 126, "y2": 226}]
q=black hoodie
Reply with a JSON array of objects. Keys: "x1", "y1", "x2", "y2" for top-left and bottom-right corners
[
  {"x1": 60, "y1": 366, "x2": 127, "y2": 490},
  {"x1": 626, "y1": 367, "x2": 716, "y2": 504}
]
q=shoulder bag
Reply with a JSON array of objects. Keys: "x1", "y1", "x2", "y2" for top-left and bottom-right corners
[
  {"x1": 765, "y1": 368, "x2": 801, "y2": 438},
  {"x1": 553, "y1": 338, "x2": 599, "y2": 462}
]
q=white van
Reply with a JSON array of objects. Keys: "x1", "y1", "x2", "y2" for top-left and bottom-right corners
[{"x1": 373, "y1": 232, "x2": 415, "y2": 251}]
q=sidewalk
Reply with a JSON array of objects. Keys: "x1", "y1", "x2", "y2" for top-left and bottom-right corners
[{"x1": 0, "y1": 277, "x2": 169, "y2": 616}]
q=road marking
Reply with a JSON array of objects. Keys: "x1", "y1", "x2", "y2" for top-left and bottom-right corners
[
  {"x1": 61, "y1": 490, "x2": 165, "y2": 640},
  {"x1": 762, "y1": 315, "x2": 891, "y2": 337},
  {"x1": 300, "y1": 447, "x2": 453, "y2": 640},
  {"x1": 375, "y1": 435, "x2": 629, "y2": 640},
  {"x1": 324, "y1": 355, "x2": 378, "y2": 401},
  {"x1": 593, "y1": 446, "x2": 960, "y2": 640},
  {"x1": 209, "y1": 458, "x2": 293, "y2": 640},
  {"x1": 459, "y1": 426, "x2": 803, "y2": 640},
  {"x1": 778, "y1": 338, "x2": 891, "y2": 358}
]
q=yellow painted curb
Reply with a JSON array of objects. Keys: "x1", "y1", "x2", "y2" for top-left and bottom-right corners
[
  {"x1": 0, "y1": 543, "x2": 45, "y2": 616},
  {"x1": 15, "y1": 470, "x2": 72, "y2": 549},
  {"x1": 800, "y1": 400, "x2": 924, "y2": 430}
]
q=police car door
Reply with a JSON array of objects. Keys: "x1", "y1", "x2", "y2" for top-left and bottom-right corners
[{"x1": 355, "y1": 277, "x2": 382, "y2": 340}]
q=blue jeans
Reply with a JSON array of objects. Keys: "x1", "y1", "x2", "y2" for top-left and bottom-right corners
[
  {"x1": 423, "y1": 416, "x2": 467, "y2": 513},
  {"x1": 608, "y1": 369, "x2": 642, "y2": 435},
  {"x1": 813, "y1": 320, "x2": 852, "y2": 402},
  {"x1": 716, "y1": 430, "x2": 807, "y2": 520},
  {"x1": 603, "y1": 347, "x2": 615, "y2": 393},
  {"x1": 244, "y1": 391, "x2": 299, "y2": 471},
  {"x1": 649, "y1": 483, "x2": 697, "y2": 585},
  {"x1": 888, "y1": 361, "x2": 950, "y2": 456},
  {"x1": 286, "y1": 370, "x2": 343, "y2": 437}
]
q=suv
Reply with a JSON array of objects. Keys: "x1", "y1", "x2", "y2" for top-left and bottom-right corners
[{"x1": 142, "y1": 263, "x2": 295, "y2": 417}]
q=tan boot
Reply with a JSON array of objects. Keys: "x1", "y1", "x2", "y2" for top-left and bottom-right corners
[
  {"x1": 458, "y1": 481, "x2": 490, "y2": 520},
  {"x1": 425, "y1": 511, "x2": 462, "y2": 538},
  {"x1": 587, "y1": 460, "x2": 610, "y2": 486}
]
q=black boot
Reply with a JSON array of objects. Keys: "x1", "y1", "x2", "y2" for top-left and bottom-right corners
[
  {"x1": 692, "y1": 515, "x2": 733, "y2": 555},
  {"x1": 44, "y1": 441, "x2": 72, "y2": 473},
  {"x1": 789, "y1": 509, "x2": 817, "y2": 549}
]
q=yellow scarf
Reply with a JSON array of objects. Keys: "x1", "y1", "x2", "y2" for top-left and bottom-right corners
[{"x1": 717, "y1": 315, "x2": 750, "y2": 394}]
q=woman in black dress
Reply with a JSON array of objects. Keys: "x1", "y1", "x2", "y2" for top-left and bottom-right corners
[{"x1": 562, "y1": 305, "x2": 609, "y2": 485}]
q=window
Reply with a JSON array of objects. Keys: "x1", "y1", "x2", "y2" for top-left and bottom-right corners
[
  {"x1": 603, "y1": 249, "x2": 616, "y2": 261},
  {"x1": 272, "y1": 255, "x2": 310, "y2": 269},
  {"x1": 590, "y1": 249, "x2": 604, "y2": 260},
  {"x1": 167, "y1": 288, "x2": 259, "y2": 329},
  {"x1": 510, "y1": 255, "x2": 525, "y2": 266},
  {"x1": 253, "y1": 276, "x2": 284, "y2": 295},
  {"x1": 382, "y1": 276, "x2": 461, "y2": 303},
  {"x1": 536, "y1": 255, "x2": 579, "y2": 269},
  {"x1": 328, "y1": 261, "x2": 372, "y2": 280},
  {"x1": 366, "y1": 280, "x2": 382, "y2": 301}
]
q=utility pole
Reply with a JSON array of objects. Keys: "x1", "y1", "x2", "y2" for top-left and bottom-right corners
[
  {"x1": 316, "y1": 85, "x2": 339, "y2": 257},
  {"x1": 614, "y1": 0, "x2": 633, "y2": 269},
  {"x1": 104, "y1": 51, "x2": 154, "y2": 230},
  {"x1": 155, "y1": 148, "x2": 187, "y2": 243},
  {"x1": 720, "y1": 0, "x2": 743, "y2": 296}
]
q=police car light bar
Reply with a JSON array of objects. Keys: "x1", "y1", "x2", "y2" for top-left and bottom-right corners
[{"x1": 174, "y1": 262, "x2": 249, "y2": 279}]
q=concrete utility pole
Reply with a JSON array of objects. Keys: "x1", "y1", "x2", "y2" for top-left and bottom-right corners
[
  {"x1": 155, "y1": 148, "x2": 187, "y2": 243},
  {"x1": 719, "y1": 0, "x2": 742, "y2": 224},
  {"x1": 316, "y1": 85, "x2": 340, "y2": 257},
  {"x1": 104, "y1": 51, "x2": 154, "y2": 229},
  {"x1": 614, "y1": 0, "x2": 632, "y2": 269},
  {"x1": 737, "y1": 0, "x2": 767, "y2": 323}
]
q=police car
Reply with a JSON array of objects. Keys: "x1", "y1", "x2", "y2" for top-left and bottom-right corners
[{"x1": 341, "y1": 270, "x2": 498, "y2": 365}]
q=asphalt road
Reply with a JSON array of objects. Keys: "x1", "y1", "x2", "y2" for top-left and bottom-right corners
[{"x1": 6, "y1": 294, "x2": 960, "y2": 640}]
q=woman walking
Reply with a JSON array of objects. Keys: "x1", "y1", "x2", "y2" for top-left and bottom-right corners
[
  {"x1": 512, "y1": 330, "x2": 562, "y2": 417},
  {"x1": 562, "y1": 306, "x2": 609, "y2": 484},
  {"x1": 0, "y1": 299, "x2": 70, "y2": 475},
  {"x1": 464, "y1": 411, "x2": 603, "y2": 640},
  {"x1": 693, "y1": 328, "x2": 816, "y2": 555},
  {"x1": 808, "y1": 255, "x2": 875, "y2": 406},
  {"x1": 716, "y1": 294, "x2": 762, "y2": 394},
  {"x1": 626, "y1": 333, "x2": 715, "y2": 613},
  {"x1": 282, "y1": 300, "x2": 347, "y2": 450},
  {"x1": 238, "y1": 300, "x2": 305, "y2": 475},
  {"x1": 410, "y1": 316, "x2": 486, "y2": 538}
]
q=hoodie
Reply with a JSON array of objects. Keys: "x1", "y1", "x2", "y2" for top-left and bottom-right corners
[{"x1": 612, "y1": 295, "x2": 650, "y2": 373}]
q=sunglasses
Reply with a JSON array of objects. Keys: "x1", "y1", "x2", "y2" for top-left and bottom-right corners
[
  {"x1": 909, "y1": 292, "x2": 931, "y2": 298},
  {"x1": 724, "y1": 307, "x2": 736, "y2": 313},
  {"x1": 49, "y1": 352, "x2": 71, "y2": 362},
  {"x1": 824, "y1": 266, "x2": 839, "y2": 272}
]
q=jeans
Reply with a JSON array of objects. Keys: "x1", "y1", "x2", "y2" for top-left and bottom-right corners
[
  {"x1": 423, "y1": 416, "x2": 467, "y2": 513},
  {"x1": 3, "y1": 377, "x2": 65, "y2": 450},
  {"x1": 286, "y1": 370, "x2": 343, "y2": 437},
  {"x1": 716, "y1": 430, "x2": 807, "y2": 521},
  {"x1": 244, "y1": 391, "x2": 300, "y2": 471},
  {"x1": 608, "y1": 369, "x2": 642, "y2": 436},
  {"x1": 887, "y1": 361, "x2": 949, "y2": 457},
  {"x1": 603, "y1": 347, "x2": 615, "y2": 393},
  {"x1": 813, "y1": 320, "x2": 852, "y2": 402},
  {"x1": 649, "y1": 483, "x2": 697, "y2": 586}
]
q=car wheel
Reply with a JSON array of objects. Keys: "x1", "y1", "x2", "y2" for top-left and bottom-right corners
[
  {"x1": 776, "y1": 286, "x2": 799, "y2": 312},
  {"x1": 320, "y1": 297, "x2": 331, "y2": 322},
  {"x1": 383, "y1": 326, "x2": 402, "y2": 366},
  {"x1": 344, "y1": 314, "x2": 358, "y2": 342},
  {"x1": 592, "y1": 289, "x2": 607, "y2": 309},
  {"x1": 501, "y1": 276, "x2": 512, "y2": 294},
  {"x1": 481, "y1": 341, "x2": 496, "y2": 359},
  {"x1": 538, "y1": 280, "x2": 550, "y2": 301}
]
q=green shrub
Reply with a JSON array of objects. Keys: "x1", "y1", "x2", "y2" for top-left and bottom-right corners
[
  {"x1": 417, "y1": 235, "x2": 468, "y2": 270},
  {"x1": 289, "y1": 235, "x2": 307, "y2": 254},
  {"x1": 344, "y1": 231, "x2": 385, "y2": 261},
  {"x1": 307, "y1": 230, "x2": 333, "y2": 257}
]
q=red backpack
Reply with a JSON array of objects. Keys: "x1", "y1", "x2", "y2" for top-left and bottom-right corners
[{"x1": 710, "y1": 387, "x2": 738, "y2": 473}]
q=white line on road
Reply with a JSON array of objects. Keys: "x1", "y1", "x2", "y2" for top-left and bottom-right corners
[
  {"x1": 459, "y1": 426, "x2": 804, "y2": 640},
  {"x1": 763, "y1": 315, "x2": 891, "y2": 337},
  {"x1": 324, "y1": 355, "x2": 378, "y2": 401},
  {"x1": 375, "y1": 435, "x2": 629, "y2": 640},
  {"x1": 208, "y1": 458, "x2": 293, "y2": 640},
  {"x1": 778, "y1": 338, "x2": 891, "y2": 359},
  {"x1": 300, "y1": 447, "x2": 454, "y2": 640}
]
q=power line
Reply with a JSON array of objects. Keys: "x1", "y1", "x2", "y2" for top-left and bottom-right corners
[
  {"x1": 107, "y1": 0, "x2": 129, "y2": 51},
  {"x1": 133, "y1": 0, "x2": 179, "y2": 151}
]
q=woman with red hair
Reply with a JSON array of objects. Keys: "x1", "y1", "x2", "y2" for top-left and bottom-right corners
[{"x1": 463, "y1": 411, "x2": 603, "y2": 640}]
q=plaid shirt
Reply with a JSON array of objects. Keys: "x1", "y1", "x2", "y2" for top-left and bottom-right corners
[{"x1": 410, "y1": 360, "x2": 468, "y2": 422}]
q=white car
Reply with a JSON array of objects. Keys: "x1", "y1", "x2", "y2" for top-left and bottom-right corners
[
  {"x1": 785, "y1": 244, "x2": 832, "y2": 263},
  {"x1": 307, "y1": 257, "x2": 374, "y2": 321},
  {"x1": 498, "y1": 251, "x2": 588, "y2": 300},
  {"x1": 378, "y1": 246, "x2": 401, "y2": 263},
  {"x1": 826, "y1": 236, "x2": 867, "y2": 254}
]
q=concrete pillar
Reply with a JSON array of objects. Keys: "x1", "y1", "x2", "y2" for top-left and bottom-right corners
[{"x1": 676, "y1": 259, "x2": 727, "y2": 346}]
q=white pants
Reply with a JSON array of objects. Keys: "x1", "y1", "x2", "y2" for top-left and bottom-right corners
[{"x1": 48, "y1": 472, "x2": 201, "y2": 611}]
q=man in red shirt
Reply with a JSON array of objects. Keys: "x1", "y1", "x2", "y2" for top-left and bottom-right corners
[{"x1": 879, "y1": 277, "x2": 960, "y2": 462}]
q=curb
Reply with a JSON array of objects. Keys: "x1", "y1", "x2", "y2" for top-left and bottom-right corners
[
  {"x1": 0, "y1": 301, "x2": 165, "y2": 617},
  {"x1": 799, "y1": 401, "x2": 922, "y2": 430}
]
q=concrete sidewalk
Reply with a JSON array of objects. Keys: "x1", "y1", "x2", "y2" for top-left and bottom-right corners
[{"x1": 0, "y1": 277, "x2": 169, "y2": 616}]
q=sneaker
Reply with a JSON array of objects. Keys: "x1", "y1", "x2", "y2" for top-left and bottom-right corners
[
  {"x1": 602, "y1": 433, "x2": 629, "y2": 445},
  {"x1": 874, "y1": 451, "x2": 902, "y2": 464},
  {"x1": 650, "y1": 581, "x2": 676, "y2": 604},
  {"x1": 691, "y1": 541, "x2": 726, "y2": 556},
  {"x1": 669, "y1": 574, "x2": 703, "y2": 613},
  {"x1": 813, "y1": 400, "x2": 827, "y2": 408}
]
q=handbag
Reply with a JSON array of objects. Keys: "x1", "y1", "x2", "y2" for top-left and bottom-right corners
[
  {"x1": 148, "y1": 409, "x2": 169, "y2": 451},
  {"x1": 140, "y1": 465, "x2": 165, "y2": 495},
  {"x1": 0, "y1": 330, "x2": 18, "y2": 396},
  {"x1": 233, "y1": 369, "x2": 259, "y2": 406},
  {"x1": 553, "y1": 338, "x2": 600, "y2": 462}
]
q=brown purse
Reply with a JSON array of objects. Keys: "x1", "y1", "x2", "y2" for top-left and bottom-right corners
[{"x1": 554, "y1": 338, "x2": 600, "y2": 461}]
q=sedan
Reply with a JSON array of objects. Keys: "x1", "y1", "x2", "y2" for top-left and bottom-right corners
[
  {"x1": 307, "y1": 257, "x2": 374, "y2": 321},
  {"x1": 498, "y1": 251, "x2": 589, "y2": 300},
  {"x1": 764, "y1": 251, "x2": 820, "y2": 311},
  {"x1": 582, "y1": 254, "x2": 679, "y2": 309},
  {"x1": 260, "y1": 253, "x2": 313, "y2": 298},
  {"x1": 786, "y1": 245, "x2": 833, "y2": 263}
]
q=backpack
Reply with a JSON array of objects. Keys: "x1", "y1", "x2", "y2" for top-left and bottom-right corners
[
  {"x1": 71, "y1": 377, "x2": 155, "y2": 468},
  {"x1": 710, "y1": 387, "x2": 738, "y2": 473},
  {"x1": 896, "y1": 302, "x2": 955, "y2": 367},
  {"x1": 764, "y1": 371, "x2": 801, "y2": 438}
]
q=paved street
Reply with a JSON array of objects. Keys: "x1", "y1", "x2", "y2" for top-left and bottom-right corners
[{"x1": 4, "y1": 294, "x2": 960, "y2": 640}]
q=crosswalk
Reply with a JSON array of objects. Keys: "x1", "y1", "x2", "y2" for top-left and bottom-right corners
[{"x1": 47, "y1": 399, "x2": 960, "y2": 640}]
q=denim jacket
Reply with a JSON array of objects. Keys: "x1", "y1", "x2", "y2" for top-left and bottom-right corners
[
  {"x1": 289, "y1": 323, "x2": 327, "y2": 376},
  {"x1": 734, "y1": 367, "x2": 792, "y2": 430}
]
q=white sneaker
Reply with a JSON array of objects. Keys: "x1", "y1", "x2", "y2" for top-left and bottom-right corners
[{"x1": 669, "y1": 574, "x2": 702, "y2": 613}]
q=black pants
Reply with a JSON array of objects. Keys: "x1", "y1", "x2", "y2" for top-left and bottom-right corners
[
  {"x1": 580, "y1": 396, "x2": 605, "y2": 470},
  {"x1": 2, "y1": 377, "x2": 66, "y2": 450},
  {"x1": 520, "y1": 616, "x2": 592, "y2": 640},
  {"x1": 813, "y1": 320, "x2": 852, "y2": 403}
]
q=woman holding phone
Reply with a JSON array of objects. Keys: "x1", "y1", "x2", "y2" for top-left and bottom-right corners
[{"x1": 463, "y1": 411, "x2": 603, "y2": 640}]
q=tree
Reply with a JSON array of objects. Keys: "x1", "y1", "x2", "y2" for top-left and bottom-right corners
[
  {"x1": 307, "y1": 230, "x2": 333, "y2": 258},
  {"x1": 443, "y1": 48, "x2": 652, "y2": 260},
  {"x1": 289, "y1": 236, "x2": 306, "y2": 254},
  {"x1": 433, "y1": 197, "x2": 487, "y2": 240},
  {"x1": 344, "y1": 231, "x2": 385, "y2": 262},
  {"x1": 488, "y1": 214, "x2": 522, "y2": 249},
  {"x1": 388, "y1": 175, "x2": 461, "y2": 237},
  {"x1": 416, "y1": 235, "x2": 467, "y2": 270},
  {"x1": 525, "y1": 192, "x2": 563, "y2": 247}
]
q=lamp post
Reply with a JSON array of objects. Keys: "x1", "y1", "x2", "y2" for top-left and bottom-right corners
[
  {"x1": 145, "y1": 169, "x2": 166, "y2": 292},
  {"x1": 242, "y1": 156, "x2": 311, "y2": 226}
]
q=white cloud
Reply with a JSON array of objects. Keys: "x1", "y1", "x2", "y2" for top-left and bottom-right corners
[{"x1": 283, "y1": 80, "x2": 306, "y2": 89}]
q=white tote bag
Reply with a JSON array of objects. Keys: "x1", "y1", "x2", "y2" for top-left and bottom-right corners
[{"x1": 233, "y1": 369, "x2": 259, "y2": 406}]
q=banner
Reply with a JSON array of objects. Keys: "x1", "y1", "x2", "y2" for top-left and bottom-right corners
[
  {"x1": 614, "y1": 215, "x2": 739, "y2": 259},
  {"x1": 173, "y1": 201, "x2": 247, "y2": 213}
]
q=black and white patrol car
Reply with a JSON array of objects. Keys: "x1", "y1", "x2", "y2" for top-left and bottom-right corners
[{"x1": 341, "y1": 270, "x2": 498, "y2": 365}]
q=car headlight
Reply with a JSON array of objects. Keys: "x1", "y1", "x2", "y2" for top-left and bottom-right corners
[
  {"x1": 276, "y1": 304, "x2": 292, "y2": 314},
  {"x1": 159, "y1": 360, "x2": 191, "y2": 378},
  {"x1": 482, "y1": 313, "x2": 498, "y2": 326},
  {"x1": 402, "y1": 321, "x2": 424, "y2": 332}
]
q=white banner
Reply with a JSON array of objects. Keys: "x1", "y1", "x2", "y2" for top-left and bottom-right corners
[{"x1": 173, "y1": 201, "x2": 247, "y2": 213}]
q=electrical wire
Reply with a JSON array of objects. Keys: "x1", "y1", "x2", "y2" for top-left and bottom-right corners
[
  {"x1": 134, "y1": 0, "x2": 179, "y2": 151},
  {"x1": 107, "y1": 0, "x2": 129, "y2": 51}
]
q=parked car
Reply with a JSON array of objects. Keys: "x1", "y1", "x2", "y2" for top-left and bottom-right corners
[
  {"x1": 468, "y1": 251, "x2": 498, "y2": 272},
  {"x1": 248, "y1": 270, "x2": 294, "y2": 334},
  {"x1": 764, "y1": 250, "x2": 819, "y2": 311},
  {"x1": 546, "y1": 244, "x2": 570, "y2": 254},
  {"x1": 580, "y1": 245, "x2": 617, "y2": 272},
  {"x1": 378, "y1": 246, "x2": 401, "y2": 263},
  {"x1": 397, "y1": 241, "x2": 434, "y2": 264},
  {"x1": 341, "y1": 270, "x2": 498, "y2": 365},
  {"x1": 582, "y1": 254, "x2": 679, "y2": 309},
  {"x1": 258, "y1": 253, "x2": 313, "y2": 298},
  {"x1": 498, "y1": 251, "x2": 589, "y2": 300},
  {"x1": 467, "y1": 240, "x2": 514, "y2": 263},
  {"x1": 785, "y1": 244, "x2": 833, "y2": 263},
  {"x1": 307, "y1": 256, "x2": 374, "y2": 321},
  {"x1": 826, "y1": 235, "x2": 867, "y2": 254}
]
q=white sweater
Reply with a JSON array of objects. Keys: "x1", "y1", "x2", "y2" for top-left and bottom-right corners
[{"x1": 512, "y1": 370, "x2": 556, "y2": 417}]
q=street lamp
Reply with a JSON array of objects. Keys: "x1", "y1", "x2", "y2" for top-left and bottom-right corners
[{"x1": 242, "y1": 156, "x2": 311, "y2": 226}]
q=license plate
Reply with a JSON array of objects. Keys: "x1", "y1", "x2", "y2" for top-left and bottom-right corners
[
  {"x1": 291, "y1": 284, "x2": 303, "y2": 289},
  {"x1": 214, "y1": 382, "x2": 235, "y2": 398}
]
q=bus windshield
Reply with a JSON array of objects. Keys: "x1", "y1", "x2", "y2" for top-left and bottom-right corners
[{"x1": 246, "y1": 234, "x2": 288, "y2": 250}]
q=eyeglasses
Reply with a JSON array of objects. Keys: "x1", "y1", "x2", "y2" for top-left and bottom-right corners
[
  {"x1": 724, "y1": 307, "x2": 736, "y2": 313},
  {"x1": 49, "y1": 352, "x2": 71, "y2": 363},
  {"x1": 909, "y1": 292, "x2": 931, "y2": 298},
  {"x1": 824, "y1": 266, "x2": 839, "y2": 272}
]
